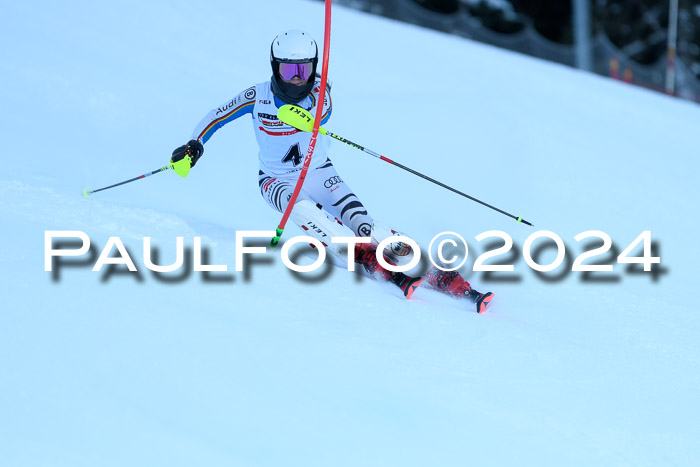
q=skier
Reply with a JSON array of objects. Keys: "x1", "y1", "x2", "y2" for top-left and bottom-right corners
[{"x1": 170, "y1": 29, "x2": 492, "y2": 313}]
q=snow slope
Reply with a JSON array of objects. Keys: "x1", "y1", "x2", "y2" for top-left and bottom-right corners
[{"x1": 1, "y1": 1, "x2": 699, "y2": 465}]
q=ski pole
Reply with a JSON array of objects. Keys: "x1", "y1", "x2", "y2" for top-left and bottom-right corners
[
  {"x1": 83, "y1": 165, "x2": 171, "y2": 197},
  {"x1": 277, "y1": 105, "x2": 534, "y2": 226}
]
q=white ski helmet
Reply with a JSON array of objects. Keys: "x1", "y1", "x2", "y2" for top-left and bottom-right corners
[{"x1": 270, "y1": 30, "x2": 318, "y2": 104}]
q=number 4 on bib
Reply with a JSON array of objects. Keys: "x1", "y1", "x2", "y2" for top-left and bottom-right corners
[{"x1": 282, "y1": 143, "x2": 303, "y2": 166}]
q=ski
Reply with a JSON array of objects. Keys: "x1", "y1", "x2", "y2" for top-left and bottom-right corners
[{"x1": 468, "y1": 290, "x2": 494, "y2": 314}]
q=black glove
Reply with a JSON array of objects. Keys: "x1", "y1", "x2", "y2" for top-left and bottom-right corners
[{"x1": 171, "y1": 139, "x2": 204, "y2": 168}]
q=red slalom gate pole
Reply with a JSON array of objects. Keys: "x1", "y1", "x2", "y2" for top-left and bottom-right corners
[{"x1": 270, "y1": 1, "x2": 332, "y2": 248}]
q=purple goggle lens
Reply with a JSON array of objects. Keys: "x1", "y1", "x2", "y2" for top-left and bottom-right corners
[{"x1": 279, "y1": 62, "x2": 313, "y2": 80}]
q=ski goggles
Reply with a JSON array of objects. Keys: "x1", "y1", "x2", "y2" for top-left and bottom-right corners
[{"x1": 278, "y1": 61, "x2": 313, "y2": 80}]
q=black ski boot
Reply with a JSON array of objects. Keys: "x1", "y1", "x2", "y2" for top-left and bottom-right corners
[{"x1": 466, "y1": 289, "x2": 494, "y2": 314}]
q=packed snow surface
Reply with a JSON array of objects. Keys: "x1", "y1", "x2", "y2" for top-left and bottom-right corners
[{"x1": 1, "y1": 1, "x2": 699, "y2": 465}]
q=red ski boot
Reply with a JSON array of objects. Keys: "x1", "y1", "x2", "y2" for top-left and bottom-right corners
[
  {"x1": 354, "y1": 243, "x2": 423, "y2": 299},
  {"x1": 425, "y1": 268, "x2": 493, "y2": 314}
]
